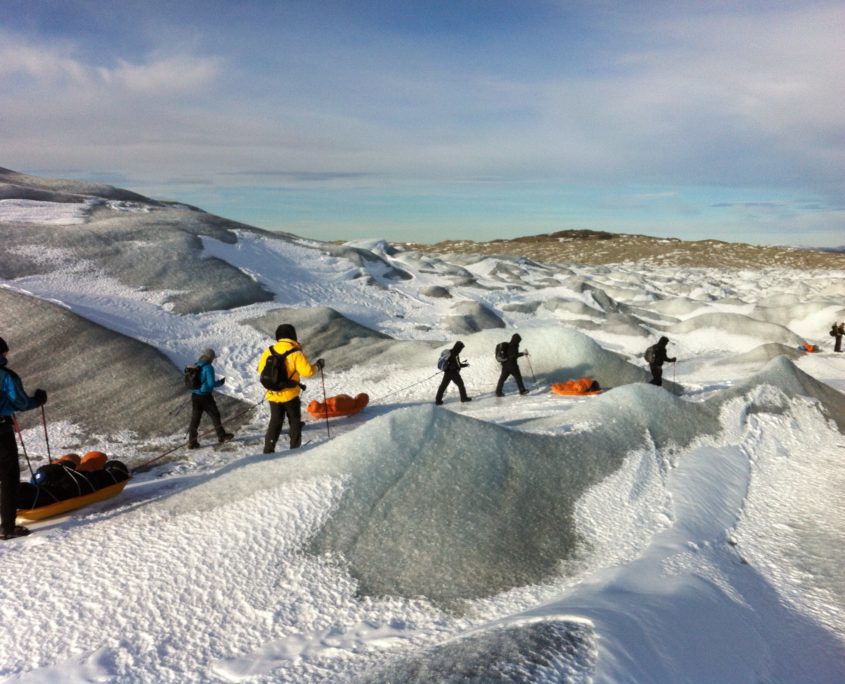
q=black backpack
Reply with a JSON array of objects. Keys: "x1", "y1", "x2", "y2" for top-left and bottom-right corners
[
  {"x1": 184, "y1": 364, "x2": 202, "y2": 390},
  {"x1": 495, "y1": 342, "x2": 509, "y2": 364},
  {"x1": 260, "y1": 346, "x2": 301, "y2": 391}
]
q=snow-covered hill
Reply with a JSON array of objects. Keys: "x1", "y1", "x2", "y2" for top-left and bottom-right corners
[{"x1": 1, "y1": 169, "x2": 844, "y2": 682}]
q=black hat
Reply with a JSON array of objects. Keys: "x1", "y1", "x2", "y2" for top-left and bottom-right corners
[
  {"x1": 658, "y1": 336, "x2": 669, "y2": 346},
  {"x1": 0, "y1": 337, "x2": 7, "y2": 354},
  {"x1": 275, "y1": 324, "x2": 297, "y2": 341},
  {"x1": 511, "y1": 333, "x2": 522, "y2": 344},
  {"x1": 452, "y1": 340, "x2": 465, "y2": 352}
]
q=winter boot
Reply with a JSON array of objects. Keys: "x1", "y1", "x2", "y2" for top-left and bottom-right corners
[{"x1": 1, "y1": 526, "x2": 31, "y2": 540}]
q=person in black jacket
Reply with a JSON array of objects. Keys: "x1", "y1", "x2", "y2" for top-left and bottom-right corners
[
  {"x1": 831, "y1": 322, "x2": 843, "y2": 352},
  {"x1": 435, "y1": 341, "x2": 472, "y2": 405},
  {"x1": 495, "y1": 333, "x2": 529, "y2": 397},
  {"x1": 647, "y1": 336, "x2": 677, "y2": 386},
  {"x1": 0, "y1": 336, "x2": 47, "y2": 540}
]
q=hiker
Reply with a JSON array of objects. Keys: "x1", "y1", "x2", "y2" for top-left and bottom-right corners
[
  {"x1": 495, "y1": 333, "x2": 529, "y2": 397},
  {"x1": 0, "y1": 336, "x2": 47, "y2": 540},
  {"x1": 435, "y1": 341, "x2": 471, "y2": 405},
  {"x1": 258, "y1": 324, "x2": 323, "y2": 453},
  {"x1": 187, "y1": 348, "x2": 234, "y2": 449},
  {"x1": 831, "y1": 322, "x2": 843, "y2": 352},
  {"x1": 645, "y1": 336, "x2": 677, "y2": 386}
]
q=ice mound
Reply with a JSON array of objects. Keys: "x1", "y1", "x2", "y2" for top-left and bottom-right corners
[
  {"x1": 243, "y1": 306, "x2": 439, "y2": 370},
  {"x1": 0, "y1": 166, "x2": 155, "y2": 204},
  {"x1": 308, "y1": 393, "x2": 712, "y2": 602},
  {"x1": 445, "y1": 301, "x2": 506, "y2": 334},
  {"x1": 308, "y1": 406, "x2": 621, "y2": 601},
  {"x1": 720, "y1": 355, "x2": 845, "y2": 431},
  {"x1": 528, "y1": 382, "x2": 720, "y2": 450},
  {"x1": 668, "y1": 312, "x2": 805, "y2": 347},
  {"x1": 0, "y1": 288, "x2": 250, "y2": 440},
  {"x1": 506, "y1": 326, "x2": 655, "y2": 390},
  {"x1": 0, "y1": 174, "x2": 275, "y2": 313},
  {"x1": 355, "y1": 619, "x2": 595, "y2": 683},
  {"x1": 719, "y1": 342, "x2": 802, "y2": 366}
]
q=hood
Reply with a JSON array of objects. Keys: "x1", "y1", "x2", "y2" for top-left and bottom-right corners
[{"x1": 275, "y1": 324, "x2": 297, "y2": 342}]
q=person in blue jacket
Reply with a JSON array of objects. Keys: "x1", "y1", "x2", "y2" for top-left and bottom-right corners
[
  {"x1": 188, "y1": 348, "x2": 234, "y2": 449},
  {"x1": 0, "y1": 336, "x2": 47, "y2": 540}
]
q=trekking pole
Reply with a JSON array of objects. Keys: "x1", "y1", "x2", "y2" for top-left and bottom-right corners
[
  {"x1": 169, "y1": 397, "x2": 192, "y2": 417},
  {"x1": 12, "y1": 415, "x2": 35, "y2": 478},
  {"x1": 524, "y1": 351, "x2": 537, "y2": 385},
  {"x1": 319, "y1": 367, "x2": 331, "y2": 440},
  {"x1": 40, "y1": 405, "x2": 52, "y2": 463}
]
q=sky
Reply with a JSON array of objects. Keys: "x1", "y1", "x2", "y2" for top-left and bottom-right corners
[{"x1": 2, "y1": 0, "x2": 844, "y2": 247}]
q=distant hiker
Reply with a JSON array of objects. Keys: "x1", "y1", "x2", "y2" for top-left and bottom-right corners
[
  {"x1": 495, "y1": 333, "x2": 529, "y2": 397},
  {"x1": 435, "y1": 341, "x2": 472, "y2": 405},
  {"x1": 258, "y1": 324, "x2": 323, "y2": 452},
  {"x1": 187, "y1": 348, "x2": 234, "y2": 449},
  {"x1": 0, "y1": 336, "x2": 47, "y2": 540},
  {"x1": 645, "y1": 336, "x2": 676, "y2": 387},
  {"x1": 831, "y1": 322, "x2": 843, "y2": 352}
]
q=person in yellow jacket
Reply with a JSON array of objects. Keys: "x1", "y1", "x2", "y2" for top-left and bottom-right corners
[{"x1": 257, "y1": 324, "x2": 323, "y2": 452}]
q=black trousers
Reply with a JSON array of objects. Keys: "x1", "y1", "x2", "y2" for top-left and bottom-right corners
[
  {"x1": 496, "y1": 361, "x2": 526, "y2": 395},
  {"x1": 188, "y1": 393, "x2": 226, "y2": 443},
  {"x1": 264, "y1": 397, "x2": 303, "y2": 452},
  {"x1": 836, "y1": 335, "x2": 843, "y2": 352},
  {"x1": 649, "y1": 363, "x2": 663, "y2": 386},
  {"x1": 436, "y1": 370, "x2": 468, "y2": 402},
  {"x1": 0, "y1": 429, "x2": 20, "y2": 534}
]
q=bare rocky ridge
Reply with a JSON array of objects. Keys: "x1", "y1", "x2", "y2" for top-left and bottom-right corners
[{"x1": 401, "y1": 229, "x2": 845, "y2": 269}]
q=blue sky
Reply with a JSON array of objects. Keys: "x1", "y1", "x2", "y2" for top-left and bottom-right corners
[{"x1": 2, "y1": 1, "x2": 843, "y2": 247}]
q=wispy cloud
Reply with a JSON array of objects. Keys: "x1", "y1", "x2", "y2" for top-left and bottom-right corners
[{"x1": 0, "y1": 30, "x2": 220, "y2": 94}]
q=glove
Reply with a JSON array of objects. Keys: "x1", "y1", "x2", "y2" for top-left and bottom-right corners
[
  {"x1": 33, "y1": 389, "x2": 47, "y2": 406},
  {"x1": 219, "y1": 377, "x2": 226, "y2": 385},
  {"x1": 315, "y1": 358, "x2": 325, "y2": 370},
  {"x1": 461, "y1": 362, "x2": 469, "y2": 368}
]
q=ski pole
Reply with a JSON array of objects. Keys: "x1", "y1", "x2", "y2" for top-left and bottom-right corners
[
  {"x1": 12, "y1": 415, "x2": 35, "y2": 478},
  {"x1": 524, "y1": 350, "x2": 537, "y2": 385},
  {"x1": 169, "y1": 397, "x2": 192, "y2": 417},
  {"x1": 40, "y1": 405, "x2": 52, "y2": 463},
  {"x1": 319, "y1": 366, "x2": 330, "y2": 440}
]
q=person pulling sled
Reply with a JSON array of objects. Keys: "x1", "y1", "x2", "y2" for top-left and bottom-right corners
[
  {"x1": 644, "y1": 336, "x2": 676, "y2": 387},
  {"x1": 0, "y1": 336, "x2": 47, "y2": 540},
  {"x1": 435, "y1": 341, "x2": 471, "y2": 405},
  {"x1": 830, "y1": 322, "x2": 844, "y2": 353},
  {"x1": 258, "y1": 324, "x2": 323, "y2": 453},
  {"x1": 186, "y1": 348, "x2": 234, "y2": 449},
  {"x1": 495, "y1": 333, "x2": 529, "y2": 397}
]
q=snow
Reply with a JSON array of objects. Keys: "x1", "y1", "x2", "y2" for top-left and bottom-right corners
[{"x1": 1, "y1": 195, "x2": 845, "y2": 682}]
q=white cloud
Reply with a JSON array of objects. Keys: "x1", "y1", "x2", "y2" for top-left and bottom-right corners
[
  {"x1": 0, "y1": 30, "x2": 220, "y2": 95},
  {"x1": 98, "y1": 55, "x2": 221, "y2": 93}
]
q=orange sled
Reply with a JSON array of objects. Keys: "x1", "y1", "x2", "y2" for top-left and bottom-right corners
[
  {"x1": 798, "y1": 344, "x2": 819, "y2": 353},
  {"x1": 551, "y1": 378, "x2": 603, "y2": 396},
  {"x1": 16, "y1": 479, "x2": 130, "y2": 522},
  {"x1": 307, "y1": 393, "x2": 369, "y2": 419}
]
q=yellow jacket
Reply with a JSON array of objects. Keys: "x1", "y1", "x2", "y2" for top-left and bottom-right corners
[{"x1": 257, "y1": 338, "x2": 319, "y2": 403}]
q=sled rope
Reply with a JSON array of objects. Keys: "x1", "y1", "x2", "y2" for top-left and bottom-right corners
[{"x1": 368, "y1": 372, "x2": 442, "y2": 405}]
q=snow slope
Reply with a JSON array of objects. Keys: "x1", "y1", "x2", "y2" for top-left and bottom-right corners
[{"x1": 1, "y1": 177, "x2": 844, "y2": 682}]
